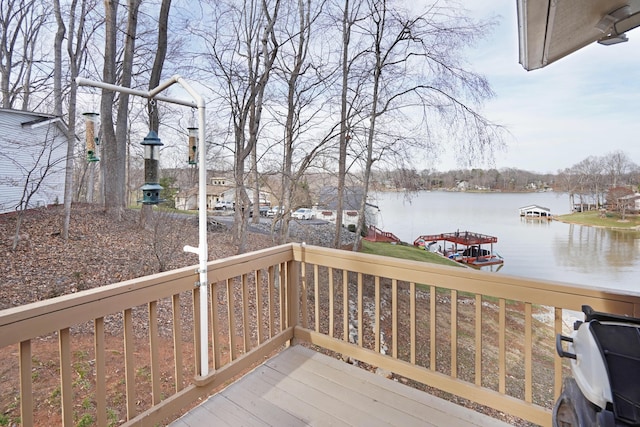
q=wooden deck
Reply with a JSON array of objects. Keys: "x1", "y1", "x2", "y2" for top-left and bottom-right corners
[{"x1": 170, "y1": 346, "x2": 512, "y2": 427}]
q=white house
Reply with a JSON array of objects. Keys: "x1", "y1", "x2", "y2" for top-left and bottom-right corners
[
  {"x1": 220, "y1": 188, "x2": 271, "y2": 207},
  {"x1": 175, "y1": 177, "x2": 234, "y2": 211},
  {"x1": 0, "y1": 109, "x2": 68, "y2": 214},
  {"x1": 456, "y1": 180, "x2": 469, "y2": 191},
  {"x1": 175, "y1": 187, "x2": 198, "y2": 211}
]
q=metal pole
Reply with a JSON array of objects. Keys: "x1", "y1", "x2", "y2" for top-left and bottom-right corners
[
  {"x1": 76, "y1": 76, "x2": 209, "y2": 377},
  {"x1": 174, "y1": 76, "x2": 209, "y2": 377},
  {"x1": 76, "y1": 77, "x2": 197, "y2": 108}
]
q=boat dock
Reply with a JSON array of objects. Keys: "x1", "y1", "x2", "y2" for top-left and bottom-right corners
[
  {"x1": 414, "y1": 231, "x2": 503, "y2": 267},
  {"x1": 519, "y1": 204, "x2": 552, "y2": 219}
]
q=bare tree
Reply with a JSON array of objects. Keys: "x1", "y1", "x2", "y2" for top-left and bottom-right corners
[
  {"x1": 604, "y1": 150, "x2": 635, "y2": 188},
  {"x1": 197, "y1": 0, "x2": 281, "y2": 253},
  {"x1": 570, "y1": 156, "x2": 606, "y2": 209},
  {"x1": 101, "y1": 0, "x2": 140, "y2": 220},
  {"x1": 147, "y1": 210, "x2": 189, "y2": 272},
  {"x1": 0, "y1": 0, "x2": 50, "y2": 110},
  {"x1": 270, "y1": 0, "x2": 338, "y2": 244},
  {"x1": 53, "y1": 0, "x2": 99, "y2": 240},
  {"x1": 333, "y1": 0, "x2": 364, "y2": 247},
  {"x1": 351, "y1": 0, "x2": 503, "y2": 249},
  {"x1": 100, "y1": 0, "x2": 119, "y2": 214},
  {"x1": 607, "y1": 186, "x2": 634, "y2": 219}
]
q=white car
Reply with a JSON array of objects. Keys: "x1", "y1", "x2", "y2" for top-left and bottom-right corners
[
  {"x1": 214, "y1": 201, "x2": 233, "y2": 210},
  {"x1": 266, "y1": 206, "x2": 284, "y2": 217},
  {"x1": 292, "y1": 208, "x2": 314, "y2": 220}
]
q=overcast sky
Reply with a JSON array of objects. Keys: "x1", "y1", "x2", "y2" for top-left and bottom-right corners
[{"x1": 437, "y1": 1, "x2": 640, "y2": 174}]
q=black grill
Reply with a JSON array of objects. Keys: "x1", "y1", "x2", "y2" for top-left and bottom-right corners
[{"x1": 554, "y1": 306, "x2": 640, "y2": 427}]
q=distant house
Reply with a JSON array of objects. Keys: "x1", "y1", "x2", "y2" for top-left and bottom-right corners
[
  {"x1": 456, "y1": 180, "x2": 469, "y2": 191},
  {"x1": 315, "y1": 187, "x2": 379, "y2": 228},
  {"x1": 175, "y1": 187, "x2": 198, "y2": 211},
  {"x1": 0, "y1": 109, "x2": 68, "y2": 214},
  {"x1": 175, "y1": 176, "x2": 234, "y2": 211},
  {"x1": 220, "y1": 188, "x2": 271, "y2": 207},
  {"x1": 617, "y1": 193, "x2": 640, "y2": 213}
]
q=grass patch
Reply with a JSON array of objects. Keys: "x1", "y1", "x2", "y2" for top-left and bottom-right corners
[
  {"x1": 555, "y1": 211, "x2": 640, "y2": 229},
  {"x1": 360, "y1": 240, "x2": 462, "y2": 267}
]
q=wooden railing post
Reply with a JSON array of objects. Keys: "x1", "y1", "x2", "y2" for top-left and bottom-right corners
[
  {"x1": 287, "y1": 245, "x2": 301, "y2": 345},
  {"x1": 19, "y1": 340, "x2": 33, "y2": 427}
]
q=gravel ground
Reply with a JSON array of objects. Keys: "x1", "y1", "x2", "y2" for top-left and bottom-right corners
[{"x1": 210, "y1": 211, "x2": 357, "y2": 248}]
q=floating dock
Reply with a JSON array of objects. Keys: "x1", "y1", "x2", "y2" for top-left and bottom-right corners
[{"x1": 414, "y1": 231, "x2": 503, "y2": 267}]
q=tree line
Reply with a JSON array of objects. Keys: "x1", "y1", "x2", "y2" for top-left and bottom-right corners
[
  {"x1": 1, "y1": 0, "x2": 502, "y2": 252},
  {"x1": 373, "y1": 150, "x2": 640, "y2": 207}
]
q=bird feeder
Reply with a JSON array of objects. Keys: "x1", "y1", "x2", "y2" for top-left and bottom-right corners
[
  {"x1": 82, "y1": 112, "x2": 100, "y2": 162},
  {"x1": 140, "y1": 130, "x2": 164, "y2": 205},
  {"x1": 187, "y1": 126, "x2": 198, "y2": 165}
]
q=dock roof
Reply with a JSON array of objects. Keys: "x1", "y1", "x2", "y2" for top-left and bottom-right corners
[{"x1": 415, "y1": 231, "x2": 498, "y2": 246}]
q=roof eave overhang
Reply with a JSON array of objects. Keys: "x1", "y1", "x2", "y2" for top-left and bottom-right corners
[{"x1": 517, "y1": 0, "x2": 640, "y2": 71}]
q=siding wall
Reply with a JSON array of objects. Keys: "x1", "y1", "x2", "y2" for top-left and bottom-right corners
[{"x1": 0, "y1": 109, "x2": 67, "y2": 214}]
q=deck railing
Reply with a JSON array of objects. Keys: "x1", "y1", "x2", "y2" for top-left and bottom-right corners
[{"x1": 1, "y1": 243, "x2": 640, "y2": 426}]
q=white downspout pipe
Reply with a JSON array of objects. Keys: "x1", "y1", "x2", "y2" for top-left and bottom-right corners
[{"x1": 76, "y1": 75, "x2": 209, "y2": 377}]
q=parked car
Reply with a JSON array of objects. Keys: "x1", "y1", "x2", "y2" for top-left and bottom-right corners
[
  {"x1": 292, "y1": 208, "x2": 314, "y2": 220},
  {"x1": 214, "y1": 201, "x2": 233, "y2": 210},
  {"x1": 266, "y1": 206, "x2": 284, "y2": 218}
]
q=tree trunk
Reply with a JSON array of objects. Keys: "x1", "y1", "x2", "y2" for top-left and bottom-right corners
[
  {"x1": 141, "y1": 0, "x2": 172, "y2": 229},
  {"x1": 231, "y1": 0, "x2": 280, "y2": 253},
  {"x1": 233, "y1": 142, "x2": 250, "y2": 253},
  {"x1": 114, "y1": 0, "x2": 140, "y2": 211},
  {"x1": 52, "y1": 0, "x2": 69, "y2": 239},
  {"x1": 101, "y1": 0, "x2": 120, "y2": 218},
  {"x1": 334, "y1": 0, "x2": 351, "y2": 249},
  {"x1": 101, "y1": 0, "x2": 140, "y2": 220}
]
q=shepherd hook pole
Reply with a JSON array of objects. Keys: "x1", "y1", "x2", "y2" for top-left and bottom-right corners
[{"x1": 76, "y1": 76, "x2": 210, "y2": 377}]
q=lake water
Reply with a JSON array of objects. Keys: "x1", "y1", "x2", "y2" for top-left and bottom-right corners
[{"x1": 374, "y1": 191, "x2": 640, "y2": 294}]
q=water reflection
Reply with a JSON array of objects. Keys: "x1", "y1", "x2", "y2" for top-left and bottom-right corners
[
  {"x1": 519, "y1": 217, "x2": 552, "y2": 228},
  {"x1": 555, "y1": 225, "x2": 640, "y2": 271}
]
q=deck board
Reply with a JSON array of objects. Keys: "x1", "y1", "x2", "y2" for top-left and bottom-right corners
[{"x1": 170, "y1": 346, "x2": 513, "y2": 427}]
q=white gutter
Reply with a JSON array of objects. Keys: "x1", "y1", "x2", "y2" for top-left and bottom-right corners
[
  {"x1": 516, "y1": 0, "x2": 529, "y2": 70},
  {"x1": 76, "y1": 76, "x2": 210, "y2": 377}
]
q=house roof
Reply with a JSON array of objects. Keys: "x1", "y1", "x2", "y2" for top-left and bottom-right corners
[
  {"x1": 519, "y1": 205, "x2": 550, "y2": 212},
  {"x1": 175, "y1": 187, "x2": 198, "y2": 198},
  {"x1": 618, "y1": 193, "x2": 640, "y2": 200},
  {"x1": 517, "y1": 0, "x2": 640, "y2": 70},
  {"x1": 0, "y1": 108, "x2": 68, "y2": 133}
]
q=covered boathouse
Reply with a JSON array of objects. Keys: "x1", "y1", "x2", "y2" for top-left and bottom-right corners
[
  {"x1": 414, "y1": 230, "x2": 504, "y2": 267},
  {"x1": 519, "y1": 204, "x2": 552, "y2": 218}
]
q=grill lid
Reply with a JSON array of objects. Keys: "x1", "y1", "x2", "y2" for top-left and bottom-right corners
[{"x1": 589, "y1": 321, "x2": 640, "y2": 425}]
